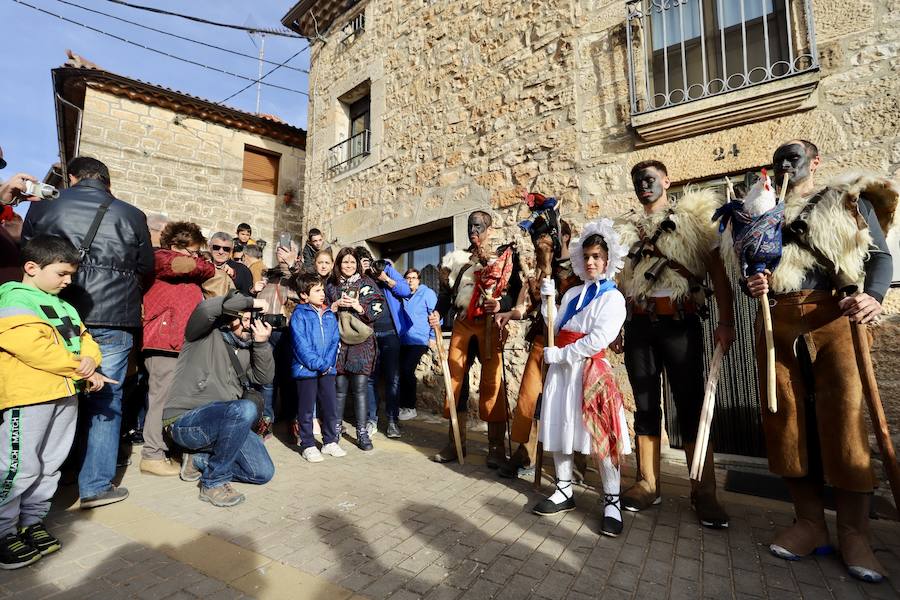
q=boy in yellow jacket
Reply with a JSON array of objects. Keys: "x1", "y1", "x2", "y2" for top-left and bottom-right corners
[{"x1": 0, "y1": 235, "x2": 112, "y2": 569}]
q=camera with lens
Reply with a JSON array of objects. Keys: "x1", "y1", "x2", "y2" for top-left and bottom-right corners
[
  {"x1": 24, "y1": 181, "x2": 59, "y2": 200},
  {"x1": 369, "y1": 259, "x2": 388, "y2": 278},
  {"x1": 250, "y1": 308, "x2": 286, "y2": 329}
]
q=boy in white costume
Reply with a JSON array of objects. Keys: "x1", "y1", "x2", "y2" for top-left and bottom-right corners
[{"x1": 532, "y1": 219, "x2": 630, "y2": 537}]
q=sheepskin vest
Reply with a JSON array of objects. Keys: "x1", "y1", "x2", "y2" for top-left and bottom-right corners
[
  {"x1": 615, "y1": 188, "x2": 720, "y2": 302},
  {"x1": 751, "y1": 172, "x2": 897, "y2": 295}
]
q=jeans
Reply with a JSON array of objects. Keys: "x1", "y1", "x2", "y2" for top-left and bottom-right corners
[
  {"x1": 399, "y1": 345, "x2": 428, "y2": 409},
  {"x1": 367, "y1": 330, "x2": 402, "y2": 423},
  {"x1": 295, "y1": 375, "x2": 338, "y2": 449},
  {"x1": 336, "y1": 374, "x2": 368, "y2": 428},
  {"x1": 168, "y1": 400, "x2": 275, "y2": 489},
  {"x1": 78, "y1": 327, "x2": 133, "y2": 498}
]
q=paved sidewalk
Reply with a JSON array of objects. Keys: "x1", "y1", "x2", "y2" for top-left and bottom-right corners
[{"x1": 1, "y1": 418, "x2": 898, "y2": 600}]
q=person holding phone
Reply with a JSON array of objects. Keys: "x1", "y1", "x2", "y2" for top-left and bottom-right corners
[{"x1": 325, "y1": 248, "x2": 384, "y2": 451}]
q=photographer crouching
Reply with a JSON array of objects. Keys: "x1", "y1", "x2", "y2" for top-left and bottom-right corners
[{"x1": 161, "y1": 291, "x2": 275, "y2": 507}]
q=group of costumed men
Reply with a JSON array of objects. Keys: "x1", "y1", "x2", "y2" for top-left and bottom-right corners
[{"x1": 425, "y1": 139, "x2": 898, "y2": 584}]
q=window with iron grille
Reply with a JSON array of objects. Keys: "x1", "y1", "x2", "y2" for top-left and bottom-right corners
[
  {"x1": 626, "y1": 0, "x2": 819, "y2": 116},
  {"x1": 328, "y1": 93, "x2": 371, "y2": 176}
]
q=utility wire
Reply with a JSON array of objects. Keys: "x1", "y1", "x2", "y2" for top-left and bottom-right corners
[
  {"x1": 102, "y1": 0, "x2": 304, "y2": 39},
  {"x1": 220, "y1": 46, "x2": 307, "y2": 103},
  {"x1": 51, "y1": 0, "x2": 309, "y2": 73},
  {"x1": 11, "y1": 0, "x2": 308, "y2": 97}
]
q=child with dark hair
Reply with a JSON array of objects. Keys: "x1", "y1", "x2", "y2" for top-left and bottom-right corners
[
  {"x1": 290, "y1": 273, "x2": 342, "y2": 461},
  {"x1": 0, "y1": 235, "x2": 112, "y2": 568}
]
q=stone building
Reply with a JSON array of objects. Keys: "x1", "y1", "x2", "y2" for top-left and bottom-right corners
[
  {"x1": 50, "y1": 55, "x2": 307, "y2": 260},
  {"x1": 282, "y1": 1, "x2": 899, "y2": 461}
]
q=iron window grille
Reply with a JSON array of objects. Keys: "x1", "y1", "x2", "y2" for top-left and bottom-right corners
[
  {"x1": 625, "y1": 0, "x2": 819, "y2": 116},
  {"x1": 341, "y1": 12, "x2": 365, "y2": 44},
  {"x1": 327, "y1": 129, "x2": 371, "y2": 176}
]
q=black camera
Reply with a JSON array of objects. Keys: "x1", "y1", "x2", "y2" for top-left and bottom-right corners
[{"x1": 369, "y1": 259, "x2": 388, "y2": 278}]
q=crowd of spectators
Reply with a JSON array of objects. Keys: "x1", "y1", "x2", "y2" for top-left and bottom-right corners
[{"x1": 0, "y1": 154, "x2": 439, "y2": 569}]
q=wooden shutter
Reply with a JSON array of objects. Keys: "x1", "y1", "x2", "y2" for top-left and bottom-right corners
[{"x1": 242, "y1": 146, "x2": 280, "y2": 194}]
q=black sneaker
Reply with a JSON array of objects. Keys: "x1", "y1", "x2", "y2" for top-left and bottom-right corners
[
  {"x1": 386, "y1": 421, "x2": 401, "y2": 439},
  {"x1": 19, "y1": 523, "x2": 61, "y2": 556},
  {"x1": 80, "y1": 485, "x2": 129, "y2": 509},
  {"x1": 0, "y1": 533, "x2": 41, "y2": 569}
]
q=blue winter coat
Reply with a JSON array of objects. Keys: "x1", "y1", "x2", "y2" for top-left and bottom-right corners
[
  {"x1": 376, "y1": 261, "x2": 413, "y2": 335},
  {"x1": 289, "y1": 303, "x2": 339, "y2": 379},
  {"x1": 400, "y1": 285, "x2": 438, "y2": 346}
]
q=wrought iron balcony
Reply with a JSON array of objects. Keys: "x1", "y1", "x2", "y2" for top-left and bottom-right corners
[
  {"x1": 626, "y1": 0, "x2": 819, "y2": 116},
  {"x1": 341, "y1": 12, "x2": 365, "y2": 44},
  {"x1": 327, "y1": 129, "x2": 371, "y2": 176}
]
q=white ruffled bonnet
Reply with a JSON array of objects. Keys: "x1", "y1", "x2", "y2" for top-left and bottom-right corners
[{"x1": 569, "y1": 218, "x2": 627, "y2": 282}]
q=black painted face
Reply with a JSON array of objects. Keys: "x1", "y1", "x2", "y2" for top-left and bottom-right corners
[
  {"x1": 773, "y1": 143, "x2": 813, "y2": 188},
  {"x1": 468, "y1": 213, "x2": 490, "y2": 246},
  {"x1": 632, "y1": 167, "x2": 666, "y2": 206}
]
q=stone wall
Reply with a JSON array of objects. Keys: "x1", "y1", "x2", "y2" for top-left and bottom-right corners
[
  {"x1": 78, "y1": 88, "x2": 306, "y2": 261},
  {"x1": 300, "y1": 0, "x2": 899, "y2": 435}
]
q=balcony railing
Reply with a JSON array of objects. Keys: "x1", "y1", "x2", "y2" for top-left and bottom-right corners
[
  {"x1": 340, "y1": 13, "x2": 365, "y2": 44},
  {"x1": 626, "y1": 0, "x2": 819, "y2": 116},
  {"x1": 327, "y1": 130, "x2": 371, "y2": 176}
]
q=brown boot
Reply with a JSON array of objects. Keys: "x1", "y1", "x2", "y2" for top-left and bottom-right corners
[
  {"x1": 770, "y1": 477, "x2": 833, "y2": 561},
  {"x1": 684, "y1": 443, "x2": 729, "y2": 529},
  {"x1": 622, "y1": 435, "x2": 661, "y2": 511},
  {"x1": 139, "y1": 457, "x2": 181, "y2": 477},
  {"x1": 486, "y1": 422, "x2": 507, "y2": 469},
  {"x1": 835, "y1": 489, "x2": 885, "y2": 583},
  {"x1": 430, "y1": 414, "x2": 467, "y2": 463}
]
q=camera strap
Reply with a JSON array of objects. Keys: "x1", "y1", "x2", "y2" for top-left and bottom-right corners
[
  {"x1": 79, "y1": 198, "x2": 114, "y2": 259},
  {"x1": 224, "y1": 343, "x2": 252, "y2": 390}
]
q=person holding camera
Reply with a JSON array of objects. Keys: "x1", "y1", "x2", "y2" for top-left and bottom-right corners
[
  {"x1": 354, "y1": 247, "x2": 411, "y2": 439},
  {"x1": 290, "y1": 273, "x2": 342, "y2": 462},
  {"x1": 0, "y1": 146, "x2": 43, "y2": 285},
  {"x1": 140, "y1": 222, "x2": 216, "y2": 477},
  {"x1": 161, "y1": 291, "x2": 275, "y2": 507},
  {"x1": 325, "y1": 248, "x2": 384, "y2": 451}
]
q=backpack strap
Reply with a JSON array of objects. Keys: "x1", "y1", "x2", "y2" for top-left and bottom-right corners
[{"x1": 79, "y1": 198, "x2": 115, "y2": 259}]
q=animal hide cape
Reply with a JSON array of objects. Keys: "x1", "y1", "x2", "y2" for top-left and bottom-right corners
[
  {"x1": 720, "y1": 171, "x2": 899, "y2": 294},
  {"x1": 441, "y1": 249, "x2": 478, "y2": 318},
  {"x1": 615, "y1": 187, "x2": 720, "y2": 302}
]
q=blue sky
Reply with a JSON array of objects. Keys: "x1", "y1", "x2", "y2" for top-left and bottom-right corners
[{"x1": 1, "y1": 0, "x2": 309, "y2": 193}]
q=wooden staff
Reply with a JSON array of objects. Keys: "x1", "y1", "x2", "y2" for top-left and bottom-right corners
[
  {"x1": 690, "y1": 344, "x2": 725, "y2": 481},
  {"x1": 533, "y1": 296, "x2": 555, "y2": 490},
  {"x1": 759, "y1": 173, "x2": 789, "y2": 414},
  {"x1": 851, "y1": 321, "x2": 900, "y2": 516},
  {"x1": 484, "y1": 287, "x2": 495, "y2": 360},
  {"x1": 433, "y1": 324, "x2": 465, "y2": 465}
]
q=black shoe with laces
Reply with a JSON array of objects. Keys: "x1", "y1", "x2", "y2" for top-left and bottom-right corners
[
  {"x1": 19, "y1": 523, "x2": 61, "y2": 556},
  {"x1": 532, "y1": 480, "x2": 576, "y2": 516},
  {"x1": 356, "y1": 423, "x2": 374, "y2": 451},
  {"x1": 0, "y1": 533, "x2": 41, "y2": 570},
  {"x1": 600, "y1": 493, "x2": 624, "y2": 538},
  {"x1": 386, "y1": 420, "x2": 401, "y2": 439}
]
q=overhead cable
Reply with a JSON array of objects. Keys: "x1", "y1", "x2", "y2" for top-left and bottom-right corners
[
  {"x1": 102, "y1": 0, "x2": 305, "y2": 39},
  {"x1": 10, "y1": 0, "x2": 308, "y2": 97},
  {"x1": 220, "y1": 47, "x2": 307, "y2": 103},
  {"x1": 51, "y1": 0, "x2": 309, "y2": 73}
]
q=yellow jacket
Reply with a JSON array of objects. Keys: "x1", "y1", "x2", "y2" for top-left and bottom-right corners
[{"x1": 0, "y1": 313, "x2": 102, "y2": 410}]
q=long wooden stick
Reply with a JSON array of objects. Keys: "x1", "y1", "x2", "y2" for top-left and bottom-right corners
[
  {"x1": 434, "y1": 324, "x2": 464, "y2": 465},
  {"x1": 691, "y1": 344, "x2": 725, "y2": 481},
  {"x1": 533, "y1": 296, "x2": 555, "y2": 490},
  {"x1": 760, "y1": 173, "x2": 790, "y2": 415},
  {"x1": 852, "y1": 321, "x2": 900, "y2": 516}
]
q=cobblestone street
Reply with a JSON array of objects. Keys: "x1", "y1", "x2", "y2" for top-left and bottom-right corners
[{"x1": 2, "y1": 419, "x2": 898, "y2": 600}]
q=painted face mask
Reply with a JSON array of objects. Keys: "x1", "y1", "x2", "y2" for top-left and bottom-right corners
[
  {"x1": 632, "y1": 167, "x2": 666, "y2": 206},
  {"x1": 772, "y1": 142, "x2": 814, "y2": 188},
  {"x1": 468, "y1": 213, "x2": 490, "y2": 246}
]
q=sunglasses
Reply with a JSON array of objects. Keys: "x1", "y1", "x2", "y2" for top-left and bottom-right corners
[{"x1": 211, "y1": 244, "x2": 232, "y2": 252}]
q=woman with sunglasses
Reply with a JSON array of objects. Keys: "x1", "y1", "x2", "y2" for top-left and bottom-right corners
[
  {"x1": 325, "y1": 247, "x2": 384, "y2": 450},
  {"x1": 141, "y1": 221, "x2": 216, "y2": 476}
]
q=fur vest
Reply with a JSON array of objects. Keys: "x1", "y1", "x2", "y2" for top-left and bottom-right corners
[
  {"x1": 615, "y1": 188, "x2": 720, "y2": 302},
  {"x1": 442, "y1": 249, "x2": 478, "y2": 318},
  {"x1": 722, "y1": 172, "x2": 899, "y2": 294}
]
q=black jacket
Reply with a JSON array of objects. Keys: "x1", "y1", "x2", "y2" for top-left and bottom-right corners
[{"x1": 22, "y1": 178, "x2": 154, "y2": 328}]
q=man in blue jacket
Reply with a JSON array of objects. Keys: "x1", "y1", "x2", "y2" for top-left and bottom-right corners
[
  {"x1": 399, "y1": 268, "x2": 438, "y2": 421},
  {"x1": 356, "y1": 247, "x2": 412, "y2": 439}
]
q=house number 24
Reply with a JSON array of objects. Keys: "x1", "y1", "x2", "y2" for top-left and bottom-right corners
[{"x1": 713, "y1": 144, "x2": 740, "y2": 161}]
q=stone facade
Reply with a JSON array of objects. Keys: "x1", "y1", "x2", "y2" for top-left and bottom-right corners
[
  {"x1": 291, "y1": 1, "x2": 899, "y2": 450},
  {"x1": 74, "y1": 87, "x2": 306, "y2": 261}
]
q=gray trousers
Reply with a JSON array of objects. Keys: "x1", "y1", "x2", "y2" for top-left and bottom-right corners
[
  {"x1": 142, "y1": 354, "x2": 178, "y2": 461},
  {"x1": 0, "y1": 397, "x2": 77, "y2": 536}
]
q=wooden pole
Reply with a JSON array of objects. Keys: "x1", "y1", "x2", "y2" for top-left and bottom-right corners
[
  {"x1": 852, "y1": 321, "x2": 900, "y2": 516},
  {"x1": 760, "y1": 173, "x2": 790, "y2": 415},
  {"x1": 533, "y1": 296, "x2": 555, "y2": 490},
  {"x1": 691, "y1": 344, "x2": 725, "y2": 481},
  {"x1": 434, "y1": 324, "x2": 465, "y2": 465}
]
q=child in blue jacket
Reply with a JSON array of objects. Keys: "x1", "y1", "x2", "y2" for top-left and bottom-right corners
[{"x1": 290, "y1": 273, "x2": 342, "y2": 462}]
